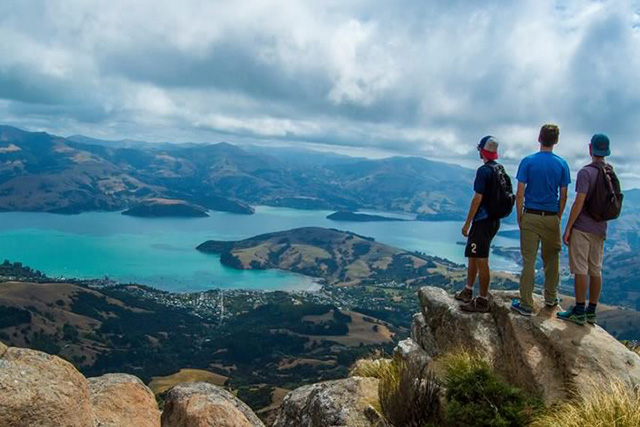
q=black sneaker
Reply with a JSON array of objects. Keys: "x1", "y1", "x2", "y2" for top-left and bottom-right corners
[
  {"x1": 460, "y1": 296, "x2": 490, "y2": 313},
  {"x1": 455, "y1": 287, "x2": 473, "y2": 303}
]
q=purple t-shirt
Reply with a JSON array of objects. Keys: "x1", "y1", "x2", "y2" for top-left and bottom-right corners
[{"x1": 573, "y1": 161, "x2": 608, "y2": 237}]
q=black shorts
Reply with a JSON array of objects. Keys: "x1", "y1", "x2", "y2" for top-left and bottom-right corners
[{"x1": 465, "y1": 219, "x2": 500, "y2": 258}]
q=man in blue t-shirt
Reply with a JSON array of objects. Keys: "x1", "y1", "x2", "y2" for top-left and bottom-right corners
[
  {"x1": 511, "y1": 124, "x2": 571, "y2": 316},
  {"x1": 454, "y1": 136, "x2": 502, "y2": 313}
]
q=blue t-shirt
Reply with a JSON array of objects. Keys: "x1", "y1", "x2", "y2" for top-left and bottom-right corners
[
  {"x1": 516, "y1": 151, "x2": 571, "y2": 213},
  {"x1": 473, "y1": 161, "x2": 496, "y2": 222}
]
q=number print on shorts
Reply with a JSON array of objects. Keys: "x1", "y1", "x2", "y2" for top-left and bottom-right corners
[{"x1": 471, "y1": 243, "x2": 477, "y2": 254}]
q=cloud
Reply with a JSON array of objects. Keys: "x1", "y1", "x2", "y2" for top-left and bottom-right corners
[{"x1": 1, "y1": 0, "x2": 640, "y2": 185}]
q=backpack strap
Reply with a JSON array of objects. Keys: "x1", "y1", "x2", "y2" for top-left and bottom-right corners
[{"x1": 586, "y1": 162, "x2": 615, "y2": 195}]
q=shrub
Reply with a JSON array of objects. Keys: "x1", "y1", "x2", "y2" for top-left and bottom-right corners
[
  {"x1": 531, "y1": 381, "x2": 640, "y2": 427},
  {"x1": 378, "y1": 358, "x2": 442, "y2": 427},
  {"x1": 438, "y1": 350, "x2": 538, "y2": 427}
]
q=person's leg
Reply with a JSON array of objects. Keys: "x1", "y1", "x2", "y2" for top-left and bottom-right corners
[
  {"x1": 458, "y1": 225, "x2": 481, "y2": 303},
  {"x1": 476, "y1": 258, "x2": 490, "y2": 298},
  {"x1": 518, "y1": 213, "x2": 541, "y2": 309},
  {"x1": 559, "y1": 229, "x2": 589, "y2": 325},
  {"x1": 588, "y1": 275, "x2": 602, "y2": 305},
  {"x1": 586, "y1": 233, "x2": 604, "y2": 324},
  {"x1": 574, "y1": 274, "x2": 588, "y2": 304},
  {"x1": 540, "y1": 215, "x2": 561, "y2": 304},
  {"x1": 467, "y1": 258, "x2": 478, "y2": 289},
  {"x1": 460, "y1": 221, "x2": 493, "y2": 313}
]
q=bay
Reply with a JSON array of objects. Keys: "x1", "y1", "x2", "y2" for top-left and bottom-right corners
[{"x1": 0, "y1": 207, "x2": 519, "y2": 291}]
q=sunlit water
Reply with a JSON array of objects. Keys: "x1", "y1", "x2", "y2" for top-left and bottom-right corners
[{"x1": 0, "y1": 207, "x2": 519, "y2": 292}]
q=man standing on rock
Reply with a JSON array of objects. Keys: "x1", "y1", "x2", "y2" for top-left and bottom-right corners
[
  {"x1": 558, "y1": 134, "x2": 622, "y2": 325},
  {"x1": 455, "y1": 136, "x2": 511, "y2": 313},
  {"x1": 511, "y1": 124, "x2": 571, "y2": 316}
]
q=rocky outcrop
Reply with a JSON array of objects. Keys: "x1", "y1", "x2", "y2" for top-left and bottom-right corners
[
  {"x1": 0, "y1": 346, "x2": 93, "y2": 427},
  {"x1": 0, "y1": 343, "x2": 161, "y2": 427},
  {"x1": 405, "y1": 286, "x2": 640, "y2": 403},
  {"x1": 161, "y1": 382, "x2": 264, "y2": 427},
  {"x1": 89, "y1": 373, "x2": 161, "y2": 427},
  {"x1": 273, "y1": 377, "x2": 385, "y2": 427}
]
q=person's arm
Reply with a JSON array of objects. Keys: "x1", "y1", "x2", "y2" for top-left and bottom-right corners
[
  {"x1": 558, "y1": 186, "x2": 568, "y2": 218},
  {"x1": 462, "y1": 193, "x2": 483, "y2": 237},
  {"x1": 563, "y1": 193, "x2": 587, "y2": 245},
  {"x1": 516, "y1": 181, "x2": 526, "y2": 227}
]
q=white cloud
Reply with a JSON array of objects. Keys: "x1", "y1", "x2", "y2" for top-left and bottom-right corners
[{"x1": 0, "y1": 0, "x2": 639, "y2": 186}]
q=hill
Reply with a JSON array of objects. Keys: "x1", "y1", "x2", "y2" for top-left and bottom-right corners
[
  {"x1": 0, "y1": 279, "x2": 398, "y2": 413},
  {"x1": 0, "y1": 125, "x2": 474, "y2": 218},
  {"x1": 197, "y1": 227, "x2": 444, "y2": 286},
  {"x1": 122, "y1": 198, "x2": 209, "y2": 217}
]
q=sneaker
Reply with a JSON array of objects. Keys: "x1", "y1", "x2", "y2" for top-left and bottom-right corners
[
  {"x1": 544, "y1": 298, "x2": 560, "y2": 307},
  {"x1": 460, "y1": 296, "x2": 490, "y2": 313},
  {"x1": 510, "y1": 299, "x2": 533, "y2": 317},
  {"x1": 586, "y1": 311, "x2": 597, "y2": 325},
  {"x1": 557, "y1": 307, "x2": 586, "y2": 326},
  {"x1": 455, "y1": 287, "x2": 473, "y2": 304}
]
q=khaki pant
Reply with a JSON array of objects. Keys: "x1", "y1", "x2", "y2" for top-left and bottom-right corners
[
  {"x1": 519, "y1": 212, "x2": 561, "y2": 309},
  {"x1": 569, "y1": 229, "x2": 604, "y2": 276}
]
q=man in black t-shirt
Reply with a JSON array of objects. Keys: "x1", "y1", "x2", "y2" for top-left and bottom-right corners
[{"x1": 455, "y1": 136, "x2": 502, "y2": 312}]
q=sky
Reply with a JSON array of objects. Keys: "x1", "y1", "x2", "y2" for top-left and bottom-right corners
[{"x1": 1, "y1": 0, "x2": 640, "y2": 185}]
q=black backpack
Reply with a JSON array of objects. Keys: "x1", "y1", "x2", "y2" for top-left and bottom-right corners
[
  {"x1": 585, "y1": 163, "x2": 623, "y2": 222},
  {"x1": 485, "y1": 163, "x2": 516, "y2": 219}
]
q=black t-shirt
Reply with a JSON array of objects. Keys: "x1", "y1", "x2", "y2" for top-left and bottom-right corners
[{"x1": 473, "y1": 160, "x2": 497, "y2": 222}]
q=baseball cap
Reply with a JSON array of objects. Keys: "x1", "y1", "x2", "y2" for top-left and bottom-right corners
[
  {"x1": 590, "y1": 134, "x2": 611, "y2": 157},
  {"x1": 478, "y1": 135, "x2": 499, "y2": 160}
]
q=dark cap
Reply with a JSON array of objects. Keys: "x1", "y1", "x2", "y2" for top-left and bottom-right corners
[{"x1": 590, "y1": 134, "x2": 611, "y2": 157}]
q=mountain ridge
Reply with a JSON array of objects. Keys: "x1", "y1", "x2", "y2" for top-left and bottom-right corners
[{"x1": 0, "y1": 125, "x2": 475, "y2": 218}]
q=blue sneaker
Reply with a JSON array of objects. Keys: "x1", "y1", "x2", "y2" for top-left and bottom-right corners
[
  {"x1": 557, "y1": 307, "x2": 586, "y2": 326},
  {"x1": 510, "y1": 299, "x2": 533, "y2": 316}
]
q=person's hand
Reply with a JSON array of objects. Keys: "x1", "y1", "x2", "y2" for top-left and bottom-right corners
[
  {"x1": 517, "y1": 214, "x2": 522, "y2": 228},
  {"x1": 462, "y1": 222, "x2": 471, "y2": 238},
  {"x1": 563, "y1": 229, "x2": 571, "y2": 246}
]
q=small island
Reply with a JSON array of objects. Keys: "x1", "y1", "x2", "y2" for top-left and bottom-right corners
[
  {"x1": 122, "y1": 198, "x2": 209, "y2": 218},
  {"x1": 197, "y1": 226, "x2": 439, "y2": 286},
  {"x1": 326, "y1": 211, "x2": 407, "y2": 222},
  {"x1": 189, "y1": 195, "x2": 254, "y2": 215}
]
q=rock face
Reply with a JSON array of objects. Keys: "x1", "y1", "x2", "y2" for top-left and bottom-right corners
[
  {"x1": 273, "y1": 377, "x2": 385, "y2": 427},
  {"x1": 0, "y1": 346, "x2": 93, "y2": 427},
  {"x1": 161, "y1": 382, "x2": 264, "y2": 427},
  {"x1": 407, "y1": 286, "x2": 640, "y2": 403},
  {"x1": 89, "y1": 373, "x2": 161, "y2": 427}
]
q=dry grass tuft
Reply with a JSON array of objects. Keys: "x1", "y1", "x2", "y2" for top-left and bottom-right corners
[
  {"x1": 531, "y1": 381, "x2": 640, "y2": 427},
  {"x1": 378, "y1": 358, "x2": 441, "y2": 427},
  {"x1": 433, "y1": 347, "x2": 490, "y2": 379},
  {"x1": 349, "y1": 357, "x2": 393, "y2": 379}
]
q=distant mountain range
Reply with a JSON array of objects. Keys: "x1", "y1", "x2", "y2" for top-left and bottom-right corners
[{"x1": 0, "y1": 125, "x2": 474, "y2": 217}]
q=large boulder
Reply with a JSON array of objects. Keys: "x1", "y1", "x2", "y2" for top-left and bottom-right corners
[
  {"x1": 273, "y1": 377, "x2": 385, "y2": 427},
  {"x1": 0, "y1": 346, "x2": 93, "y2": 427},
  {"x1": 161, "y1": 382, "x2": 264, "y2": 427},
  {"x1": 89, "y1": 373, "x2": 161, "y2": 427},
  {"x1": 408, "y1": 286, "x2": 640, "y2": 403}
]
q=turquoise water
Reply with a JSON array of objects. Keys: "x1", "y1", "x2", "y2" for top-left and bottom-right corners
[{"x1": 0, "y1": 207, "x2": 519, "y2": 291}]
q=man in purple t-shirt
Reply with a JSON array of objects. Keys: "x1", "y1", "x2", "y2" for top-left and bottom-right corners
[{"x1": 558, "y1": 134, "x2": 614, "y2": 325}]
